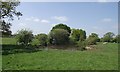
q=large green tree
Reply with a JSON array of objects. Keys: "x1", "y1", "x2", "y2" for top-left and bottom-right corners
[
  {"x1": 103, "y1": 32, "x2": 115, "y2": 42},
  {"x1": 0, "y1": 1, "x2": 22, "y2": 36},
  {"x1": 51, "y1": 24, "x2": 71, "y2": 35},
  {"x1": 49, "y1": 29, "x2": 69, "y2": 45}
]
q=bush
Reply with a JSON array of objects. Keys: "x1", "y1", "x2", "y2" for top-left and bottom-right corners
[
  {"x1": 102, "y1": 32, "x2": 115, "y2": 42},
  {"x1": 76, "y1": 41, "x2": 86, "y2": 50},
  {"x1": 31, "y1": 39, "x2": 40, "y2": 46},
  {"x1": 70, "y1": 29, "x2": 86, "y2": 42},
  {"x1": 16, "y1": 29, "x2": 33, "y2": 45},
  {"x1": 114, "y1": 35, "x2": 120, "y2": 43},
  {"x1": 49, "y1": 29, "x2": 69, "y2": 45},
  {"x1": 86, "y1": 37, "x2": 97, "y2": 45},
  {"x1": 35, "y1": 33, "x2": 48, "y2": 46},
  {"x1": 69, "y1": 37, "x2": 77, "y2": 45},
  {"x1": 86, "y1": 33, "x2": 99, "y2": 45}
]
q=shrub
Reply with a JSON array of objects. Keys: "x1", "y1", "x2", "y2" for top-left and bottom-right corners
[
  {"x1": 102, "y1": 32, "x2": 115, "y2": 42},
  {"x1": 16, "y1": 29, "x2": 33, "y2": 45},
  {"x1": 69, "y1": 37, "x2": 77, "y2": 45},
  {"x1": 31, "y1": 39, "x2": 40, "y2": 46},
  {"x1": 76, "y1": 41, "x2": 86, "y2": 50},
  {"x1": 35, "y1": 33, "x2": 48, "y2": 46},
  {"x1": 86, "y1": 37, "x2": 97, "y2": 45},
  {"x1": 86, "y1": 33, "x2": 99, "y2": 45},
  {"x1": 70, "y1": 29, "x2": 86, "y2": 42}
]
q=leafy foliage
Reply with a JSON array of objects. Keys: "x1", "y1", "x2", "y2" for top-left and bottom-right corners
[
  {"x1": 16, "y1": 29, "x2": 33, "y2": 45},
  {"x1": 79, "y1": 30, "x2": 86, "y2": 41},
  {"x1": 70, "y1": 29, "x2": 86, "y2": 43},
  {"x1": 0, "y1": 20, "x2": 12, "y2": 37},
  {"x1": 31, "y1": 39, "x2": 40, "y2": 46},
  {"x1": 77, "y1": 41, "x2": 86, "y2": 50},
  {"x1": 102, "y1": 32, "x2": 115, "y2": 42},
  {"x1": 87, "y1": 33, "x2": 99, "y2": 45},
  {"x1": 70, "y1": 29, "x2": 81, "y2": 42},
  {"x1": 0, "y1": 1, "x2": 22, "y2": 37},
  {"x1": 49, "y1": 29, "x2": 69, "y2": 45},
  {"x1": 113, "y1": 35, "x2": 120, "y2": 43},
  {"x1": 51, "y1": 24, "x2": 71, "y2": 35},
  {"x1": 35, "y1": 33, "x2": 48, "y2": 46},
  {"x1": 1, "y1": 2, "x2": 22, "y2": 20}
]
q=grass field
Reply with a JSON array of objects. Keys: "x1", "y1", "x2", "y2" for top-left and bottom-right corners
[
  {"x1": 2, "y1": 38, "x2": 118, "y2": 70},
  {"x1": 1, "y1": 37, "x2": 17, "y2": 45}
]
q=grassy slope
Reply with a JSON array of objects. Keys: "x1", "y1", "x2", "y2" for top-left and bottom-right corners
[{"x1": 2, "y1": 38, "x2": 118, "y2": 70}]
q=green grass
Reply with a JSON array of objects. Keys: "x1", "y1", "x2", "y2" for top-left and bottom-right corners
[
  {"x1": 1, "y1": 37, "x2": 17, "y2": 45},
  {"x1": 2, "y1": 38, "x2": 118, "y2": 70}
]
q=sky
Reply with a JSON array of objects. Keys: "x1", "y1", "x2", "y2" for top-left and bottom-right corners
[{"x1": 10, "y1": 1, "x2": 118, "y2": 38}]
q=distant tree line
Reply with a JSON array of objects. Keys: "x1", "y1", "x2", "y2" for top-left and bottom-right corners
[{"x1": 15, "y1": 23, "x2": 120, "y2": 50}]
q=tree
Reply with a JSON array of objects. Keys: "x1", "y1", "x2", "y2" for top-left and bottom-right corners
[
  {"x1": 16, "y1": 29, "x2": 33, "y2": 45},
  {"x1": 49, "y1": 29, "x2": 69, "y2": 45},
  {"x1": 51, "y1": 23, "x2": 71, "y2": 35},
  {"x1": 0, "y1": 20, "x2": 12, "y2": 37},
  {"x1": 0, "y1": 1, "x2": 22, "y2": 36},
  {"x1": 87, "y1": 33, "x2": 99, "y2": 45},
  {"x1": 103, "y1": 32, "x2": 115, "y2": 42},
  {"x1": 35, "y1": 33, "x2": 48, "y2": 46},
  {"x1": 79, "y1": 29, "x2": 86, "y2": 41},
  {"x1": 70, "y1": 29, "x2": 86, "y2": 43},
  {"x1": 114, "y1": 35, "x2": 120, "y2": 43},
  {"x1": 1, "y1": 2, "x2": 22, "y2": 19},
  {"x1": 70, "y1": 29, "x2": 81, "y2": 42}
]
